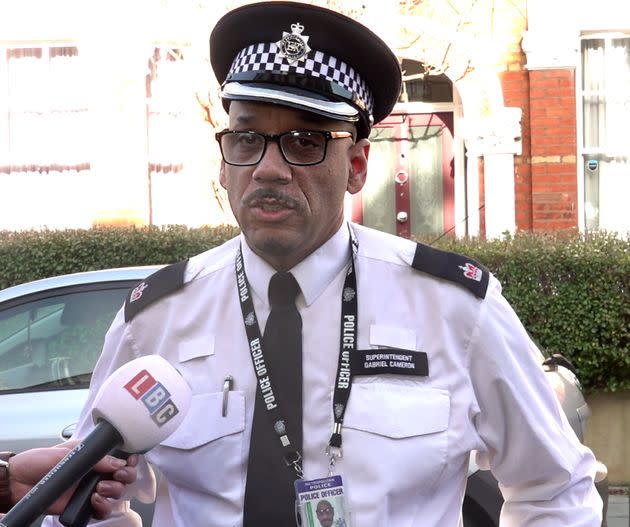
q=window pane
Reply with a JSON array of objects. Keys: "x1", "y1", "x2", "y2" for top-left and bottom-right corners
[
  {"x1": 581, "y1": 36, "x2": 630, "y2": 232},
  {"x1": 48, "y1": 46, "x2": 90, "y2": 166},
  {"x1": 0, "y1": 288, "x2": 127, "y2": 392},
  {"x1": 597, "y1": 159, "x2": 630, "y2": 232},
  {"x1": 2, "y1": 45, "x2": 90, "y2": 173},
  {"x1": 147, "y1": 47, "x2": 187, "y2": 175},
  {"x1": 606, "y1": 38, "x2": 630, "y2": 152},
  {"x1": 6, "y1": 48, "x2": 45, "y2": 112},
  {"x1": 582, "y1": 39, "x2": 605, "y2": 149}
]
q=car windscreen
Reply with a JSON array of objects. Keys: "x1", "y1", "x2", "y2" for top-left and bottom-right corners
[{"x1": 0, "y1": 287, "x2": 128, "y2": 392}]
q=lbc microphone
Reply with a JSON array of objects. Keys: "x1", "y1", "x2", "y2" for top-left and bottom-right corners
[{"x1": 0, "y1": 355, "x2": 192, "y2": 527}]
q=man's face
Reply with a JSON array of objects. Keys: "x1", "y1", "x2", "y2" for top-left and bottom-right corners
[
  {"x1": 316, "y1": 500, "x2": 334, "y2": 527},
  {"x1": 220, "y1": 101, "x2": 369, "y2": 270}
]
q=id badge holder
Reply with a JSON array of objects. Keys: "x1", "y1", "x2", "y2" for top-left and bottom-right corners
[{"x1": 294, "y1": 475, "x2": 351, "y2": 527}]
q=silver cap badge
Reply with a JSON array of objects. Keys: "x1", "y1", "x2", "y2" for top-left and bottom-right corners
[{"x1": 276, "y1": 22, "x2": 311, "y2": 65}]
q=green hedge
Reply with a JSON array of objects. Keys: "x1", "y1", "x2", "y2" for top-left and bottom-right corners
[
  {"x1": 427, "y1": 231, "x2": 630, "y2": 393},
  {"x1": 1, "y1": 226, "x2": 628, "y2": 393},
  {"x1": 0, "y1": 225, "x2": 239, "y2": 290}
]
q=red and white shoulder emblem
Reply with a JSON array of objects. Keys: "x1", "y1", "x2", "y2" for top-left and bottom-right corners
[
  {"x1": 459, "y1": 262, "x2": 483, "y2": 282},
  {"x1": 130, "y1": 282, "x2": 148, "y2": 303}
]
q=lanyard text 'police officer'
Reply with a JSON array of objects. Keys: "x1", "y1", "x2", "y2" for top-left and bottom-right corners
[{"x1": 235, "y1": 235, "x2": 358, "y2": 478}]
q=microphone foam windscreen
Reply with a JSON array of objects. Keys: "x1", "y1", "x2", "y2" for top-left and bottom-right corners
[{"x1": 91, "y1": 355, "x2": 192, "y2": 452}]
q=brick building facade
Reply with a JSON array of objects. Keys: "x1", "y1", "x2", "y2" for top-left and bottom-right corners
[{"x1": 0, "y1": 0, "x2": 628, "y2": 237}]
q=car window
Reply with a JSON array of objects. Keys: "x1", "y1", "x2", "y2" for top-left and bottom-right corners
[{"x1": 0, "y1": 287, "x2": 128, "y2": 393}]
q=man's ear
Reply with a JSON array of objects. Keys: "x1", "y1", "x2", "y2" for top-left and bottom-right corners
[
  {"x1": 347, "y1": 138, "x2": 370, "y2": 195},
  {"x1": 219, "y1": 160, "x2": 227, "y2": 189}
]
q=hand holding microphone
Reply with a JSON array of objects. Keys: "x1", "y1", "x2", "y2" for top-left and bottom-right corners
[
  {"x1": 0, "y1": 355, "x2": 192, "y2": 527},
  {"x1": 1, "y1": 443, "x2": 137, "y2": 518}
]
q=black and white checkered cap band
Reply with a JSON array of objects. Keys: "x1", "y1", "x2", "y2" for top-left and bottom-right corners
[{"x1": 227, "y1": 42, "x2": 374, "y2": 118}]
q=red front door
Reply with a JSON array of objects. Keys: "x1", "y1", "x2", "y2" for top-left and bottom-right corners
[{"x1": 352, "y1": 112, "x2": 454, "y2": 239}]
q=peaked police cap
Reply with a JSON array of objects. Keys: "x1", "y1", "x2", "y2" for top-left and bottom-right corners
[{"x1": 210, "y1": 1, "x2": 402, "y2": 138}]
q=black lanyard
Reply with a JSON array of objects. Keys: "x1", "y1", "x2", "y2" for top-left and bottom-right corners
[{"x1": 235, "y1": 229, "x2": 359, "y2": 478}]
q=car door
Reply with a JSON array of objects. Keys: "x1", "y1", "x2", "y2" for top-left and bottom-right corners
[{"x1": 0, "y1": 281, "x2": 138, "y2": 453}]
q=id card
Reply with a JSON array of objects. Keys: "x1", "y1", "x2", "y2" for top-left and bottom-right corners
[{"x1": 295, "y1": 475, "x2": 350, "y2": 527}]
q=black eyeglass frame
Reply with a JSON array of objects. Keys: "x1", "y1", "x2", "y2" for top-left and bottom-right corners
[{"x1": 215, "y1": 129, "x2": 354, "y2": 167}]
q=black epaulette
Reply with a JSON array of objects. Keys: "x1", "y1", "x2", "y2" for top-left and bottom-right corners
[
  {"x1": 124, "y1": 260, "x2": 188, "y2": 322},
  {"x1": 412, "y1": 243, "x2": 489, "y2": 299}
]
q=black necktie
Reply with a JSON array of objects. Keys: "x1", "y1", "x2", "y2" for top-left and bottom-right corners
[{"x1": 243, "y1": 272, "x2": 303, "y2": 525}]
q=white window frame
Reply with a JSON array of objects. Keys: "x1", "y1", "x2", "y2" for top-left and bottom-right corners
[
  {"x1": 0, "y1": 42, "x2": 90, "y2": 175},
  {"x1": 577, "y1": 31, "x2": 630, "y2": 233}
]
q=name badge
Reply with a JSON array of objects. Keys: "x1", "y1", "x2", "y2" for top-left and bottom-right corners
[
  {"x1": 351, "y1": 349, "x2": 429, "y2": 376},
  {"x1": 295, "y1": 475, "x2": 350, "y2": 527}
]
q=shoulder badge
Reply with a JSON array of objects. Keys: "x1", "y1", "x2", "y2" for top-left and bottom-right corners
[
  {"x1": 412, "y1": 243, "x2": 489, "y2": 299},
  {"x1": 124, "y1": 260, "x2": 188, "y2": 322}
]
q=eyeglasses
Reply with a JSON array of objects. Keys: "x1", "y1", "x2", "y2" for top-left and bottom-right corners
[
  {"x1": 215, "y1": 129, "x2": 354, "y2": 167},
  {"x1": 316, "y1": 507, "x2": 333, "y2": 515}
]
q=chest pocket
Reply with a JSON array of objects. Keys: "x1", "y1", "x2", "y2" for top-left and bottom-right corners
[
  {"x1": 148, "y1": 391, "x2": 246, "y2": 493},
  {"x1": 342, "y1": 383, "x2": 450, "y2": 495}
]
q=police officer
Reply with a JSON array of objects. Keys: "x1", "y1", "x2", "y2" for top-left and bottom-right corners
[{"x1": 44, "y1": 2, "x2": 602, "y2": 526}]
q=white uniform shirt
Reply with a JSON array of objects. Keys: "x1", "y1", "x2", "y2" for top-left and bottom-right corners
[{"x1": 43, "y1": 223, "x2": 602, "y2": 527}]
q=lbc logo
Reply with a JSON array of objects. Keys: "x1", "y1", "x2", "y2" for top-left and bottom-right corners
[{"x1": 124, "y1": 370, "x2": 179, "y2": 427}]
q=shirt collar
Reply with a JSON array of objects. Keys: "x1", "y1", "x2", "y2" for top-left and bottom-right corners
[{"x1": 240, "y1": 223, "x2": 351, "y2": 307}]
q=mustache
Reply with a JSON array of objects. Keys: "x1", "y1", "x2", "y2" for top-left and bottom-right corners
[{"x1": 244, "y1": 188, "x2": 301, "y2": 210}]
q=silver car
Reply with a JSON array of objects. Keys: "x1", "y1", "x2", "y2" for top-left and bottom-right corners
[
  {"x1": 0, "y1": 267, "x2": 160, "y2": 526},
  {"x1": 0, "y1": 267, "x2": 608, "y2": 526}
]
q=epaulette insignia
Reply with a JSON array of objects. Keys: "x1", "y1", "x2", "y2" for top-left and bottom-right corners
[
  {"x1": 124, "y1": 260, "x2": 188, "y2": 322},
  {"x1": 412, "y1": 243, "x2": 489, "y2": 299}
]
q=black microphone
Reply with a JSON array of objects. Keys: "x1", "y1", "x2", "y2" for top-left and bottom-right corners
[
  {"x1": 0, "y1": 356, "x2": 191, "y2": 527},
  {"x1": 58, "y1": 449, "x2": 129, "y2": 527}
]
